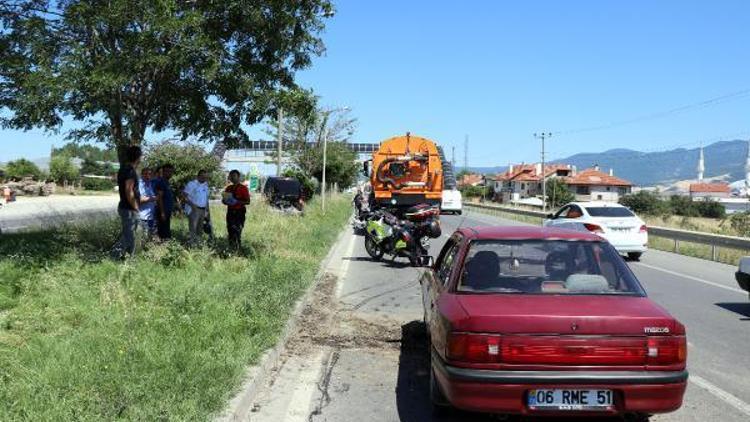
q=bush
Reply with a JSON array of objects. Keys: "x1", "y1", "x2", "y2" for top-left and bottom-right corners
[
  {"x1": 81, "y1": 177, "x2": 115, "y2": 191},
  {"x1": 695, "y1": 199, "x2": 726, "y2": 219},
  {"x1": 4, "y1": 158, "x2": 42, "y2": 180},
  {"x1": 730, "y1": 212, "x2": 750, "y2": 236},
  {"x1": 619, "y1": 191, "x2": 667, "y2": 215},
  {"x1": 668, "y1": 195, "x2": 699, "y2": 217},
  {"x1": 49, "y1": 154, "x2": 80, "y2": 184},
  {"x1": 145, "y1": 140, "x2": 224, "y2": 191},
  {"x1": 460, "y1": 185, "x2": 490, "y2": 198},
  {"x1": 282, "y1": 168, "x2": 317, "y2": 199}
]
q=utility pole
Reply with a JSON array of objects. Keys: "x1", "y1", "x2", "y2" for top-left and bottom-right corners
[
  {"x1": 276, "y1": 108, "x2": 284, "y2": 176},
  {"x1": 321, "y1": 125, "x2": 328, "y2": 213},
  {"x1": 463, "y1": 135, "x2": 468, "y2": 173},
  {"x1": 534, "y1": 132, "x2": 552, "y2": 214}
]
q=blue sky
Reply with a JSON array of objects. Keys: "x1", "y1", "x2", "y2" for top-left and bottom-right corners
[{"x1": 2, "y1": 0, "x2": 749, "y2": 167}]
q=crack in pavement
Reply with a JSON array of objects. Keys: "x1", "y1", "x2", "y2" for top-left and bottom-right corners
[{"x1": 307, "y1": 349, "x2": 341, "y2": 422}]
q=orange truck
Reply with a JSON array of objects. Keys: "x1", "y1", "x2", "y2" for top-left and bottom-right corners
[{"x1": 367, "y1": 133, "x2": 444, "y2": 209}]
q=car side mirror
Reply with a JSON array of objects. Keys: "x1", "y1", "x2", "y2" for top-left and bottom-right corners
[
  {"x1": 546, "y1": 213, "x2": 554, "y2": 219},
  {"x1": 419, "y1": 255, "x2": 435, "y2": 268}
]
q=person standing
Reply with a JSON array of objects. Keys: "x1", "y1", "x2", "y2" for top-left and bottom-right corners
[
  {"x1": 114, "y1": 146, "x2": 142, "y2": 258},
  {"x1": 223, "y1": 170, "x2": 251, "y2": 249},
  {"x1": 138, "y1": 167, "x2": 157, "y2": 238},
  {"x1": 154, "y1": 164, "x2": 175, "y2": 240},
  {"x1": 182, "y1": 169, "x2": 210, "y2": 244}
]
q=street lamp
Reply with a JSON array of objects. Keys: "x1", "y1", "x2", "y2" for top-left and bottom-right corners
[{"x1": 321, "y1": 106, "x2": 350, "y2": 213}]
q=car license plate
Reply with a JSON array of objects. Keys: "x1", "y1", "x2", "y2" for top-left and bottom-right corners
[{"x1": 528, "y1": 389, "x2": 613, "y2": 410}]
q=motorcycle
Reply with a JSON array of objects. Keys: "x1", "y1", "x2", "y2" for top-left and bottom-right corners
[{"x1": 364, "y1": 204, "x2": 441, "y2": 266}]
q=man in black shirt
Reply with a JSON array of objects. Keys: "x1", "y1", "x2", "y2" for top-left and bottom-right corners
[{"x1": 114, "y1": 146, "x2": 142, "y2": 258}]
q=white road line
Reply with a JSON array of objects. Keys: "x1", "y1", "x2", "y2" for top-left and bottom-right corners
[
  {"x1": 335, "y1": 232, "x2": 357, "y2": 298},
  {"x1": 282, "y1": 350, "x2": 326, "y2": 422},
  {"x1": 633, "y1": 262, "x2": 747, "y2": 295},
  {"x1": 690, "y1": 375, "x2": 750, "y2": 417}
]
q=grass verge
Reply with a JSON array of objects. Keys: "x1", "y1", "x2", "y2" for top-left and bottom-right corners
[{"x1": 0, "y1": 195, "x2": 350, "y2": 421}]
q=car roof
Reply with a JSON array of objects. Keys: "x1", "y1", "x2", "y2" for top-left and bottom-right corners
[
  {"x1": 572, "y1": 201, "x2": 626, "y2": 208},
  {"x1": 456, "y1": 225, "x2": 603, "y2": 241}
]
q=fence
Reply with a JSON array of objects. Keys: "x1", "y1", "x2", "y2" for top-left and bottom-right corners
[{"x1": 465, "y1": 202, "x2": 750, "y2": 263}]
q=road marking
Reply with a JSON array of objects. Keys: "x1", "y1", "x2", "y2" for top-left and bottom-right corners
[
  {"x1": 633, "y1": 262, "x2": 747, "y2": 295},
  {"x1": 282, "y1": 350, "x2": 326, "y2": 422},
  {"x1": 690, "y1": 374, "x2": 750, "y2": 417},
  {"x1": 335, "y1": 232, "x2": 357, "y2": 298}
]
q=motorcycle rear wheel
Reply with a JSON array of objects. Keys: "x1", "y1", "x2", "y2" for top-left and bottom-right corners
[{"x1": 365, "y1": 236, "x2": 385, "y2": 260}]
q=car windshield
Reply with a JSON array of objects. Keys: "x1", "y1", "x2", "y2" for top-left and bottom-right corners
[
  {"x1": 585, "y1": 207, "x2": 634, "y2": 217},
  {"x1": 457, "y1": 240, "x2": 645, "y2": 296}
]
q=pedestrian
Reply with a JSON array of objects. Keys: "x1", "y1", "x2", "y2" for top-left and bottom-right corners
[
  {"x1": 113, "y1": 145, "x2": 142, "y2": 258},
  {"x1": 182, "y1": 169, "x2": 210, "y2": 244},
  {"x1": 223, "y1": 169, "x2": 250, "y2": 249},
  {"x1": 154, "y1": 163, "x2": 175, "y2": 240},
  {"x1": 138, "y1": 167, "x2": 157, "y2": 238}
]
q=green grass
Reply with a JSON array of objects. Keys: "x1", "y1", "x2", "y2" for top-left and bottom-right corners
[{"x1": 0, "y1": 195, "x2": 351, "y2": 421}]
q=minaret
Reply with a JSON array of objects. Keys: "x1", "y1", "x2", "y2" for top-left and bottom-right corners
[{"x1": 696, "y1": 146, "x2": 705, "y2": 181}]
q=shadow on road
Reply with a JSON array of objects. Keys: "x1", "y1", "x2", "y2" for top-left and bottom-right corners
[
  {"x1": 394, "y1": 321, "x2": 632, "y2": 422},
  {"x1": 716, "y1": 302, "x2": 750, "y2": 319}
]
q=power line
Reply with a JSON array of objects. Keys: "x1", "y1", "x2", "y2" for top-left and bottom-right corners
[{"x1": 554, "y1": 88, "x2": 750, "y2": 136}]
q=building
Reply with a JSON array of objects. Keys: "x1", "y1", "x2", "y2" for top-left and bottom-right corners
[
  {"x1": 562, "y1": 167, "x2": 633, "y2": 202},
  {"x1": 492, "y1": 163, "x2": 572, "y2": 203},
  {"x1": 689, "y1": 182, "x2": 731, "y2": 199},
  {"x1": 457, "y1": 173, "x2": 484, "y2": 187}
]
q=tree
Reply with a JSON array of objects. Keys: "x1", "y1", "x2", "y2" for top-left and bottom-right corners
[
  {"x1": 0, "y1": 1, "x2": 334, "y2": 163},
  {"x1": 620, "y1": 191, "x2": 668, "y2": 215},
  {"x1": 265, "y1": 105, "x2": 359, "y2": 191},
  {"x1": 49, "y1": 154, "x2": 79, "y2": 184},
  {"x1": 53, "y1": 142, "x2": 117, "y2": 162},
  {"x1": 545, "y1": 178, "x2": 574, "y2": 208},
  {"x1": 4, "y1": 158, "x2": 41, "y2": 180},
  {"x1": 144, "y1": 140, "x2": 224, "y2": 191}
]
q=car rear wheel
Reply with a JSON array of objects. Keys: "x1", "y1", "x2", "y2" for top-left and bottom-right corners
[
  {"x1": 364, "y1": 236, "x2": 384, "y2": 260},
  {"x1": 627, "y1": 252, "x2": 643, "y2": 261}
]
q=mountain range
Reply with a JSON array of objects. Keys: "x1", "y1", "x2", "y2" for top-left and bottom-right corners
[{"x1": 464, "y1": 139, "x2": 749, "y2": 186}]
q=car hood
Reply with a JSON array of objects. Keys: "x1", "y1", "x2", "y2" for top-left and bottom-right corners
[{"x1": 453, "y1": 294, "x2": 675, "y2": 336}]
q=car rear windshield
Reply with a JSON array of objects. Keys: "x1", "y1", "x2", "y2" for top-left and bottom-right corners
[
  {"x1": 585, "y1": 207, "x2": 634, "y2": 217},
  {"x1": 457, "y1": 240, "x2": 645, "y2": 296}
]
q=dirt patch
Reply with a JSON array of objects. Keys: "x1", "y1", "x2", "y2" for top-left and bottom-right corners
[{"x1": 286, "y1": 272, "x2": 407, "y2": 355}]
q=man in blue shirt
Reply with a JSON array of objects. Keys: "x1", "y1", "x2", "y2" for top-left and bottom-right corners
[
  {"x1": 138, "y1": 167, "x2": 157, "y2": 238},
  {"x1": 154, "y1": 163, "x2": 175, "y2": 240}
]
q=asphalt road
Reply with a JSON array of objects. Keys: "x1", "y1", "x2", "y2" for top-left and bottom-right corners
[
  {"x1": 0, "y1": 194, "x2": 118, "y2": 233},
  {"x1": 247, "y1": 208, "x2": 750, "y2": 422}
]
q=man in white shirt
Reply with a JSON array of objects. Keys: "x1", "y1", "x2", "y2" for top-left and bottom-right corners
[{"x1": 182, "y1": 169, "x2": 210, "y2": 244}]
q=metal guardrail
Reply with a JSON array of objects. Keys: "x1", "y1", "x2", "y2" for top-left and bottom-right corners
[{"x1": 465, "y1": 202, "x2": 750, "y2": 261}]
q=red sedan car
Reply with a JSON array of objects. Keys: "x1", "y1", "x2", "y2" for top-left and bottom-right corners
[{"x1": 421, "y1": 226, "x2": 687, "y2": 420}]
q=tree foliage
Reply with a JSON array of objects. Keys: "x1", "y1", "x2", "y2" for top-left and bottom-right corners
[
  {"x1": 144, "y1": 140, "x2": 224, "y2": 190},
  {"x1": 53, "y1": 142, "x2": 117, "y2": 162},
  {"x1": 4, "y1": 158, "x2": 42, "y2": 180},
  {"x1": 620, "y1": 191, "x2": 726, "y2": 219},
  {"x1": 289, "y1": 141, "x2": 359, "y2": 191},
  {"x1": 545, "y1": 178, "x2": 574, "y2": 208},
  {"x1": 0, "y1": 0, "x2": 334, "y2": 162},
  {"x1": 49, "y1": 154, "x2": 79, "y2": 183}
]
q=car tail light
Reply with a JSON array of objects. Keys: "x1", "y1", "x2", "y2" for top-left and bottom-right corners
[
  {"x1": 447, "y1": 333, "x2": 502, "y2": 363},
  {"x1": 501, "y1": 336, "x2": 647, "y2": 365},
  {"x1": 583, "y1": 223, "x2": 604, "y2": 234},
  {"x1": 647, "y1": 336, "x2": 687, "y2": 365},
  {"x1": 639, "y1": 224, "x2": 648, "y2": 233}
]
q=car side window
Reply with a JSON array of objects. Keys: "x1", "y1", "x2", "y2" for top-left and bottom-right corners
[
  {"x1": 554, "y1": 206, "x2": 570, "y2": 219},
  {"x1": 437, "y1": 242, "x2": 460, "y2": 286},
  {"x1": 567, "y1": 205, "x2": 583, "y2": 219}
]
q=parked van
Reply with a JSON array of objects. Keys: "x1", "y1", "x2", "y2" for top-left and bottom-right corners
[{"x1": 440, "y1": 189, "x2": 462, "y2": 215}]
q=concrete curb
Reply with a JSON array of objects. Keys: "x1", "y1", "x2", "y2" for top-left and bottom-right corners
[{"x1": 215, "y1": 222, "x2": 352, "y2": 422}]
